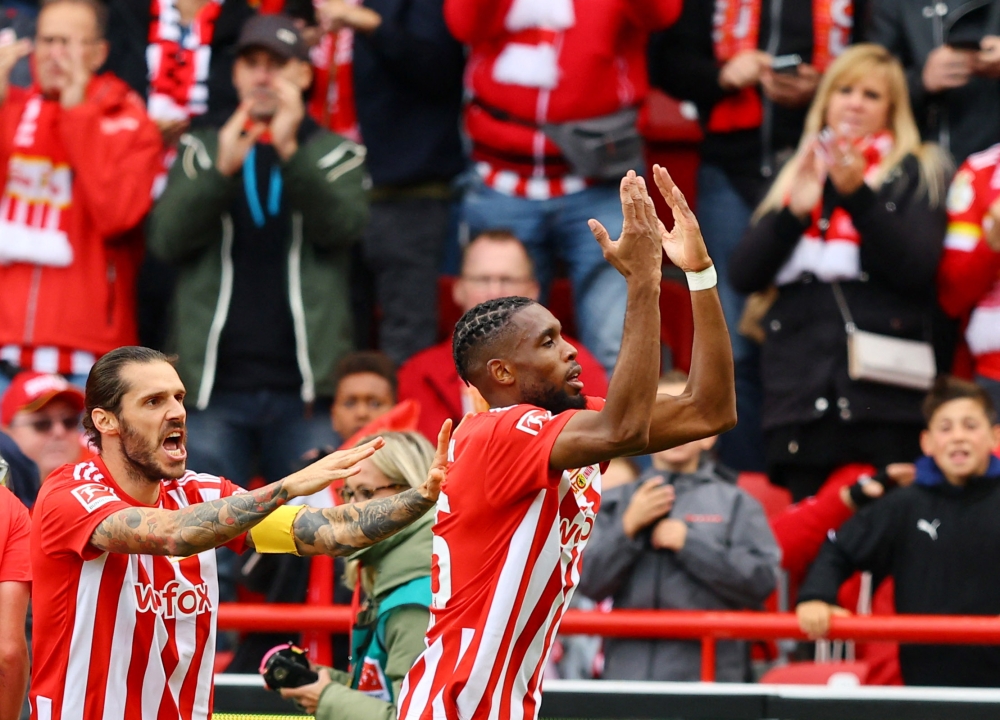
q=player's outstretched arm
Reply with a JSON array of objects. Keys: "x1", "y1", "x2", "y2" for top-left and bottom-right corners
[
  {"x1": 90, "y1": 439, "x2": 384, "y2": 557},
  {"x1": 634, "y1": 165, "x2": 736, "y2": 454},
  {"x1": 550, "y1": 172, "x2": 663, "y2": 470},
  {"x1": 288, "y1": 420, "x2": 451, "y2": 556}
]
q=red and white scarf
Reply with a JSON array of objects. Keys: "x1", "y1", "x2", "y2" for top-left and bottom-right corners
[
  {"x1": 709, "y1": 0, "x2": 853, "y2": 133},
  {"x1": 308, "y1": 15, "x2": 362, "y2": 141},
  {"x1": 146, "y1": 0, "x2": 224, "y2": 121},
  {"x1": 775, "y1": 131, "x2": 893, "y2": 286},
  {"x1": 0, "y1": 93, "x2": 74, "y2": 268}
]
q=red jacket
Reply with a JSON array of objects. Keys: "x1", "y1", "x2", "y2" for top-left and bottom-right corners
[
  {"x1": 937, "y1": 144, "x2": 1000, "y2": 383},
  {"x1": 445, "y1": 0, "x2": 681, "y2": 177},
  {"x1": 398, "y1": 334, "x2": 609, "y2": 442},
  {"x1": 0, "y1": 75, "x2": 162, "y2": 357}
]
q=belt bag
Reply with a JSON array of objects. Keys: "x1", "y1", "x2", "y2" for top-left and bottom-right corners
[
  {"x1": 832, "y1": 282, "x2": 936, "y2": 390},
  {"x1": 541, "y1": 107, "x2": 644, "y2": 181}
]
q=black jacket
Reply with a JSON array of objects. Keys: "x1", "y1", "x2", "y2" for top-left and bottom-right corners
[
  {"x1": 730, "y1": 155, "x2": 947, "y2": 431},
  {"x1": 798, "y1": 467, "x2": 1000, "y2": 687},
  {"x1": 352, "y1": 0, "x2": 465, "y2": 187},
  {"x1": 648, "y1": 0, "x2": 869, "y2": 194},
  {"x1": 102, "y1": 0, "x2": 255, "y2": 129},
  {"x1": 869, "y1": 0, "x2": 1000, "y2": 164}
]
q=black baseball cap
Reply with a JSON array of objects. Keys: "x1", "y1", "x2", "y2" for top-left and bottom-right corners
[{"x1": 236, "y1": 14, "x2": 309, "y2": 62}]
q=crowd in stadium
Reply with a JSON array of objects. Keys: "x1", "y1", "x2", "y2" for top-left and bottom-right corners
[{"x1": 1, "y1": 0, "x2": 1000, "y2": 715}]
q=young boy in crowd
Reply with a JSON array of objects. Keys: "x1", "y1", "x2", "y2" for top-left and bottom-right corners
[
  {"x1": 579, "y1": 371, "x2": 780, "y2": 681},
  {"x1": 797, "y1": 377, "x2": 1000, "y2": 687}
]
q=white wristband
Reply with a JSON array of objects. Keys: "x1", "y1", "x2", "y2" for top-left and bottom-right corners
[{"x1": 685, "y1": 264, "x2": 717, "y2": 291}]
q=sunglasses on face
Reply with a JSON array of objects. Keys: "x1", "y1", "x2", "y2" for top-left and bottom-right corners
[
  {"x1": 339, "y1": 483, "x2": 409, "y2": 503},
  {"x1": 13, "y1": 415, "x2": 82, "y2": 434}
]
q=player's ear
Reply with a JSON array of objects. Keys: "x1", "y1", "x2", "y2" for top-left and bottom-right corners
[
  {"x1": 486, "y1": 358, "x2": 515, "y2": 386},
  {"x1": 92, "y1": 408, "x2": 120, "y2": 437}
]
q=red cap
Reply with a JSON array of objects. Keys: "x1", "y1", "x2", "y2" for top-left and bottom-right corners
[{"x1": 1, "y1": 372, "x2": 85, "y2": 426}]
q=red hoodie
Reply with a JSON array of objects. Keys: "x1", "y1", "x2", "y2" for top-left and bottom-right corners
[{"x1": 0, "y1": 74, "x2": 162, "y2": 368}]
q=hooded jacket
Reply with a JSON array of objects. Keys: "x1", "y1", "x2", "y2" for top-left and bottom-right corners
[
  {"x1": 578, "y1": 463, "x2": 780, "y2": 682},
  {"x1": 0, "y1": 75, "x2": 161, "y2": 357},
  {"x1": 799, "y1": 455, "x2": 1000, "y2": 686},
  {"x1": 315, "y1": 510, "x2": 433, "y2": 720}
]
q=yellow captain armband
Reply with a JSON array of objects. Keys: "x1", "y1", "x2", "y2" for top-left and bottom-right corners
[{"x1": 250, "y1": 505, "x2": 304, "y2": 555}]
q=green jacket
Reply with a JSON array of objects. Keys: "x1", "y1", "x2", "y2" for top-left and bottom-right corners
[
  {"x1": 317, "y1": 509, "x2": 434, "y2": 720},
  {"x1": 147, "y1": 128, "x2": 368, "y2": 406}
]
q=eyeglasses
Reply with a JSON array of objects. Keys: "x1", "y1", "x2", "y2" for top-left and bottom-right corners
[
  {"x1": 339, "y1": 483, "x2": 409, "y2": 503},
  {"x1": 11, "y1": 415, "x2": 81, "y2": 434}
]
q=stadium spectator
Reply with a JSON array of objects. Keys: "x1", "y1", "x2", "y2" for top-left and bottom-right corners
[
  {"x1": 0, "y1": 0, "x2": 36, "y2": 89},
  {"x1": 579, "y1": 371, "x2": 779, "y2": 682},
  {"x1": 279, "y1": 431, "x2": 436, "y2": 717},
  {"x1": 730, "y1": 44, "x2": 951, "y2": 500},
  {"x1": 398, "y1": 230, "x2": 609, "y2": 443},
  {"x1": 103, "y1": 0, "x2": 255, "y2": 137},
  {"x1": 869, "y1": 0, "x2": 1000, "y2": 165},
  {"x1": 0, "y1": 0, "x2": 162, "y2": 390},
  {"x1": 28, "y1": 346, "x2": 447, "y2": 719},
  {"x1": 648, "y1": 0, "x2": 866, "y2": 472},
  {"x1": 444, "y1": 0, "x2": 682, "y2": 375},
  {"x1": 0, "y1": 484, "x2": 30, "y2": 720},
  {"x1": 796, "y1": 376, "x2": 1000, "y2": 687},
  {"x1": 0, "y1": 372, "x2": 85, "y2": 500},
  {"x1": 937, "y1": 143, "x2": 1000, "y2": 409},
  {"x1": 332, "y1": 351, "x2": 397, "y2": 443},
  {"x1": 318, "y1": 0, "x2": 464, "y2": 366},
  {"x1": 148, "y1": 14, "x2": 368, "y2": 490}
]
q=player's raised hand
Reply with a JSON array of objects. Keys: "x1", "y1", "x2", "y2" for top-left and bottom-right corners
[
  {"x1": 417, "y1": 419, "x2": 452, "y2": 503},
  {"x1": 283, "y1": 437, "x2": 385, "y2": 499},
  {"x1": 588, "y1": 170, "x2": 663, "y2": 283},
  {"x1": 651, "y1": 164, "x2": 712, "y2": 273}
]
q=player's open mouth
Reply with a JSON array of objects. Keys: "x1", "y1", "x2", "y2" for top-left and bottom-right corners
[
  {"x1": 566, "y1": 366, "x2": 584, "y2": 391},
  {"x1": 163, "y1": 431, "x2": 187, "y2": 461}
]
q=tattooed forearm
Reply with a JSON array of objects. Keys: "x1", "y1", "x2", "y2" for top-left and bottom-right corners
[
  {"x1": 91, "y1": 481, "x2": 291, "y2": 556},
  {"x1": 292, "y1": 487, "x2": 435, "y2": 556}
]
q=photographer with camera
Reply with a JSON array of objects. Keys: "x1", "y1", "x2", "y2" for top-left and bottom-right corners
[{"x1": 275, "y1": 431, "x2": 436, "y2": 717}]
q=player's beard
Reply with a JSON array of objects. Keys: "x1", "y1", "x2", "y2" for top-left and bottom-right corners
[
  {"x1": 119, "y1": 416, "x2": 186, "y2": 484},
  {"x1": 520, "y1": 380, "x2": 588, "y2": 415}
]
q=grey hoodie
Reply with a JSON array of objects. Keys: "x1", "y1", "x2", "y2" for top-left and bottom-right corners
[{"x1": 579, "y1": 462, "x2": 780, "y2": 682}]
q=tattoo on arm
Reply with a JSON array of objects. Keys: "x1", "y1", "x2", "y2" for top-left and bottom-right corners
[
  {"x1": 91, "y1": 482, "x2": 291, "y2": 556},
  {"x1": 292, "y1": 488, "x2": 435, "y2": 557}
]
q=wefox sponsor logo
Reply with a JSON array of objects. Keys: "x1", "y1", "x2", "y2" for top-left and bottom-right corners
[{"x1": 135, "y1": 580, "x2": 212, "y2": 618}]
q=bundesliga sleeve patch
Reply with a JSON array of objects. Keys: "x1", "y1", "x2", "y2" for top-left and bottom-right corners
[{"x1": 71, "y1": 483, "x2": 122, "y2": 513}]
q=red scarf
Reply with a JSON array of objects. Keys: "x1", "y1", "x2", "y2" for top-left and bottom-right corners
[
  {"x1": 709, "y1": 0, "x2": 853, "y2": 133},
  {"x1": 775, "y1": 132, "x2": 893, "y2": 285},
  {"x1": 0, "y1": 91, "x2": 75, "y2": 268},
  {"x1": 146, "y1": 0, "x2": 224, "y2": 121}
]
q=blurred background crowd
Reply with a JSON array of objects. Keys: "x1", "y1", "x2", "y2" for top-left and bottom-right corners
[{"x1": 2, "y1": 0, "x2": 1000, "y2": 706}]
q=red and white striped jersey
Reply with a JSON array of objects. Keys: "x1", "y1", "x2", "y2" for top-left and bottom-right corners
[
  {"x1": 29, "y1": 457, "x2": 247, "y2": 720},
  {"x1": 397, "y1": 398, "x2": 604, "y2": 720}
]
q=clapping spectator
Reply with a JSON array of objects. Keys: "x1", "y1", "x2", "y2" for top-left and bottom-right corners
[
  {"x1": 796, "y1": 377, "x2": 1000, "y2": 687},
  {"x1": 648, "y1": 0, "x2": 867, "y2": 472},
  {"x1": 579, "y1": 372, "x2": 779, "y2": 682},
  {"x1": 316, "y1": 0, "x2": 464, "y2": 366},
  {"x1": 0, "y1": 0, "x2": 162, "y2": 390},
  {"x1": 149, "y1": 15, "x2": 368, "y2": 493},
  {"x1": 937, "y1": 143, "x2": 1000, "y2": 410},
  {"x1": 398, "y1": 231, "x2": 608, "y2": 443},
  {"x1": 446, "y1": 0, "x2": 682, "y2": 375},
  {"x1": 869, "y1": 0, "x2": 1000, "y2": 163},
  {"x1": 730, "y1": 44, "x2": 951, "y2": 500}
]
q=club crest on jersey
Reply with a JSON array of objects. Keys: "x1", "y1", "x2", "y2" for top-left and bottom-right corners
[
  {"x1": 515, "y1": 409, "x2": 552, "y2": 436},
  {"x1": 71, "y1": 483, "x2": 120, "y2": 513},
  {"x1": 134, "y1": 579, "x2": 212, "y2": 618}
]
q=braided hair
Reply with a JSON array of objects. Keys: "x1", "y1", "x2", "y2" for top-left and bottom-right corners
[{"x1": 453, "y1": 296, "x2": 536, "y2": 384}]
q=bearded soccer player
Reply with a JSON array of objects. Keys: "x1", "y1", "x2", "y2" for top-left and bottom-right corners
[
  {"x1": 396, "y1": 167, "x2": 735, "y2": 720},
  {"x1": 29, "y1": 346, "x2": 450, "y2": 720}
]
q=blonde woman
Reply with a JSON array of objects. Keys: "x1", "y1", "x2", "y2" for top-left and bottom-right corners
[
  {"x1": 730, "y1": 44, "x2": 951, "y2": 501},
  {"x1": 280, "y1": 431, "x2": 439, "y2": 717}
]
